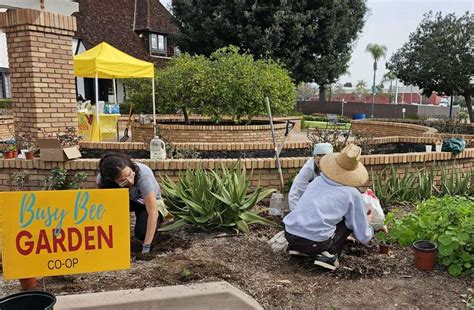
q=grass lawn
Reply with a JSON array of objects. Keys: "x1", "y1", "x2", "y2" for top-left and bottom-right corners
[{"x1": 302, "y1": 120, "x2": 351, "y2": 130}]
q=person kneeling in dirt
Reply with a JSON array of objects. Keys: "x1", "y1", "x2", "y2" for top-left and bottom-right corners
[
  {"x1": 283, "y1": 144, "x2": 377, "y2": 271},
  {"x1": 288, "y1": 143, "x2": 333, "y2": 211},
  {"x1": 97, "y1": 153, "x2": 171, "y2": 254}
]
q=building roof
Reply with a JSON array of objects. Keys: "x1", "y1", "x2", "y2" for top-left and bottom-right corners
[{"x1": 74, "y1": 0, "x2": 177, "y2": 67}]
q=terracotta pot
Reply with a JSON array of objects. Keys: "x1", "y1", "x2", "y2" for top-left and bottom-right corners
[
  {"x1": 379, "y1": 244, "x2": 393, "y2": 255},
  {"x1": 4, "y1": 151, "x2": 13, "y2": 159},
  {"x1": 25, "y1": 151, "x2": 34, "y2": 160},
  {"x1": 19, "y1": 278, "x2": 38, "y2": 290},
  {"x1": 413, "y1": 240, "x2": 437, "y2": 271},
  {"x1": 12, "y1": 150, "x2": 18, "y2": 158}
]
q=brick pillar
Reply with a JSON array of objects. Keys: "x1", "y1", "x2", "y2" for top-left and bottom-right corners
[{"x1": 0, "y1": 9, "x2": 77, "y2": 139}]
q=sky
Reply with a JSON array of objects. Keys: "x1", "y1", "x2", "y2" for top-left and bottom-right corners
[
  {"x1": 1, "y1": 0, "x2": 472, "y2": 85},
  {"x1": 160, "y1": 0, "x2": 472, "y2": 86}
]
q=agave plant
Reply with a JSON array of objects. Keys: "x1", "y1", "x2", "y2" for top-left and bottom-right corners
[{"x1": 160, "y1": 162, "x2": 277, "y2": 233}]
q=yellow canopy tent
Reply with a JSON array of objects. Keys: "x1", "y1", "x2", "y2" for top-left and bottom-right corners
[{"x1": 73, "y1": 42, "x2": 157, "y2": 141}]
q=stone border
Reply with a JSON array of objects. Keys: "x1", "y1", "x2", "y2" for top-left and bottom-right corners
[
  {"x1": 55, "y1": 281, "x2": 262, "y2": 310},
  {"x1": 352, "y1": 120, "x2": 438, "y2": 137}
]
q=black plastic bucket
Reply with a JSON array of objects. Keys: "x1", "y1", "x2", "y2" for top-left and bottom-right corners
[{"x1": 0, "y1": 291, "x2": 56, "y2": 310}]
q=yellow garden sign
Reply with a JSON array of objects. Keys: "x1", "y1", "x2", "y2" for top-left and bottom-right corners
[{"x1": 0, "y1": 189, "x2": 130, "y2": 279}]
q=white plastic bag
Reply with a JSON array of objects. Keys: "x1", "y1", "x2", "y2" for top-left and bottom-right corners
[
  {"x1": 362, "y1": 189, "x2": 385, "y2": 230},
  {"x1": 268, "y1": 230, "x2": 289, "y2": 253}
]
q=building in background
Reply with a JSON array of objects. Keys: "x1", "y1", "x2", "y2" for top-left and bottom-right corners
[
  {"x1": 0, "y1": 0, "x2": 176, "y2": 104},
  {"x1": 0, "y1": 66, "x2": 10, "y2": 98},
  {"x1": 74, "y1": 0, "x2": 177, "y2": 103}
]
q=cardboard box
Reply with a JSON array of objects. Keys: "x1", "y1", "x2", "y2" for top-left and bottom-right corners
[{"x1": 36, "y1": 138, "x2": 82, "y2": 162}]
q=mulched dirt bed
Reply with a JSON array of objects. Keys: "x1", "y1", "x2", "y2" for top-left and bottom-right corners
[
  {"x1": 80, "y1": 142, "x2": 426, "y2": 160},
  {"x1": 1, "y1": 219, "x2": 471, "y2": 309}
]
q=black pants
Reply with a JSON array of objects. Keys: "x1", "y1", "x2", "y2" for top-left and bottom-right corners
[
  {"x1": 129, "y1": 200, "x2": 161, "y2": 242},
  {"x1": 285, "y1": 220, "x2": 353, "y2": 258}
]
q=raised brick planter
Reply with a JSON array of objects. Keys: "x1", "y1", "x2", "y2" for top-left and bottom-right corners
[
  {"x1": 0, "y1": 149, "x2": 473, "y2": 192},
  {"x1": 352, "y1": 120, "x2": 437, "y2": 137},
  {"x1": 132, "y1": 121, "x2": 287, "y2": 144}
]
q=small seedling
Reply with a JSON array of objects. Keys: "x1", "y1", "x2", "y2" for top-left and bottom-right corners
[{"x1": 180, "y1": 267, "x2": 192, "y2": 279}]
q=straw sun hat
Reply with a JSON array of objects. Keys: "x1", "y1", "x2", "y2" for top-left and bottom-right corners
[{"x1": 319, "y1": 144, "x2": 368, "y2": 187}]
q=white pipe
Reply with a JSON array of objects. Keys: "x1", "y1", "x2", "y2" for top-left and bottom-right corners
[
  {"x1": 152, "y1": 78, "x2": 157, "y2": 137},
  {"x1": 113, "y1": 78, "x2": 117, "y2": 105},
  {"x1": 394, "y1": 79, "x2": 399, "y2": 105},
  {"x1": 95, "y1": 72, "x2": 99, "y2": 124}
]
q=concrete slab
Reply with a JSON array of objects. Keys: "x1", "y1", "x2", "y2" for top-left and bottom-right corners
[{"x1": 55, "y1": 281, "x2": 262, "y2": 310}]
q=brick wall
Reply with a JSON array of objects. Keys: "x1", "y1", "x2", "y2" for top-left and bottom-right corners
[
  {"x1": 0, "y1": 9, "x2": 78, "y2": 139},
  {"x1": 1, "y1": 149, "x2": 473, "y2": 192},
  {"x1": 352, "y1": 120, "x2": 437, "y2": 137},
  {"x1": 132, "y1": 122, "x2": 287, "y2": 144},
  {"x1": 79, "y1": 140, "x2": 311, "y2": 151},
  {"x1": 0, "y1": 116, "x2": 13, "y2": 140}
]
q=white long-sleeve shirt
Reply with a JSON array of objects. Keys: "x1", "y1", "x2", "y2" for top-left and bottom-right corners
[
  {"x1": 288, "y1": 158, "x2": 318, "y2": 211},
  {"x1": 284, "y1": 174, "x2": 374, "y2": 244}
]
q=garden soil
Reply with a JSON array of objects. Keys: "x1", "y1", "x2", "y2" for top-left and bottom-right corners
[{"x1": 1, "y1": 221, "x2": 471, "y2": 309}]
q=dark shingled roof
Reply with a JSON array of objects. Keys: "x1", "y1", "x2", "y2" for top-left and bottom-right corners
[{"x1": 74, "y1": 0, "x2": 177, "y2": 67}]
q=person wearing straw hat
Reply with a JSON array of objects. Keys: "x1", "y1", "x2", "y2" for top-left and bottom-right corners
[
  {"x1": 288, "y1": 143, "x2": 333, "y2": 211},
  {"x1": 283, "y1": 144, "x2": 380, "y2": 270}
]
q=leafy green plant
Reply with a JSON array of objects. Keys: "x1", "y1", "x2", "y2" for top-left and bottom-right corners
[
  {"x1": 0, "y1": 98, "x2": 12, "y2": 109},
  {"x1": 161, "y1": 162, "x2": 277, "y2": 233},
  {"x1": 372, "y1": 164, "x2": 474, "y2": 206},
  {"x1": 44, "y1": 168, "x2": 87, "y2": 190},
  {"x1": 8, "y1": 171, "x2": 30, "y2": 191},
  {"x1": 123, "y1": 46, "x2": 296, "y2": 123},
  {"x1": 57, "y1": 127, "x2": 82, "y2": 147},
  {"x1": 387, "y1": 196, "x2": 474, "y2": 276},
  {"x1": 180, "y1": 267, "x2": 192, "y2": 279},
  {"x1": 69, "y1": 172, "x2": 88, "y2": 190}
]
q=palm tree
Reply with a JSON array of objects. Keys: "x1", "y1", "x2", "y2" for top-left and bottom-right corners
[
  {"x1": 383, "y1": 71, "x2": 397, "y2": 103},
  {"x1": 355, "y1": 80, "x2": 368, "y2": 102},
  {"x1": 365, "y1": 43, "x2": 387, "y2": 117}
]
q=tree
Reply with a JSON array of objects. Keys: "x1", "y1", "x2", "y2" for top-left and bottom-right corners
[
  {"x1": 383, "y1": 71, "x2": 397, "y2": 103},
  {"x1": 128, "y1": 46, "x2": 295, "y2": 124},
  {"x1": 297, "y1": 83, "x2": 318, "y2": 101},
  {"x1": 172, "y1": 0, "x2": 368, "y2": 104},
  {"x1": 387, "y1": 12, "x2": 473, "y2": 120},
  {"x1": 344, "y1": 82, "x2": 353, "y2": 88},
  {"x1": 365, "y1": 43, "x2": 388, "y2": 116},
  {"x1": 355, "y1": 80, "x2": 368, "y2": 102}
]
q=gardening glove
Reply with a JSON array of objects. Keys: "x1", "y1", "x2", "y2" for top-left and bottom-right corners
[
  {"x1": 156, "y1": 198, "x2": 174, "y2": 223},
  {"x1": 268, "y1": 230, "x2": 289, "y2": 253},
  {"x1": 142, "y1": 243, "x2": 152, "y2": 254}
]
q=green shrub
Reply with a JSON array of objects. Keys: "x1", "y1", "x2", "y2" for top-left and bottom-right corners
[
  {"x1": 44, "y1": 168, "x2": 87, "y2": 190},
  {"x1": 387, "y1": 196, "x2": 474, "y2": 276},
  {"x1": 123, "y1": 46, "x2": 296, "y2": 123},
  {"x1": 0, "y1": 98, "x2": 12, "y2": 109},
  {"x1": 372, "y1": 165, "x2": 474, "y2": 206},
  {"x1": 160, "y1": 162, "x2": 277, "y2": 233}
]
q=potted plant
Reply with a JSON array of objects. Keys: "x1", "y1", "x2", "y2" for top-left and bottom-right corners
[
  {"x1": 3, "y1": 148, "x2": 12, "y2": 159},
  {"x1": 413, "y1": 240, "x2": 437, "y2": 271},
  {"x1": 376, "y1": 231, "x2": 394, "y2": 255},
  {"x1": 18, "y1": 134, "x2": 37, "y2": 160},
  {"x1": 6, "y1": 143, "x2": 17, "y2": 159}
]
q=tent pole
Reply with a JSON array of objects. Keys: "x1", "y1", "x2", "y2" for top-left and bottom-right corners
[
  {"x1": 152, "y1": 78, "x2": 156, "y2": 137},
  {"x1": 113, "y1": 78, "x2": 117, "y2": 105},
  {"x1": 95, "y1": 72, "x2": 99, "y2": 124}
]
